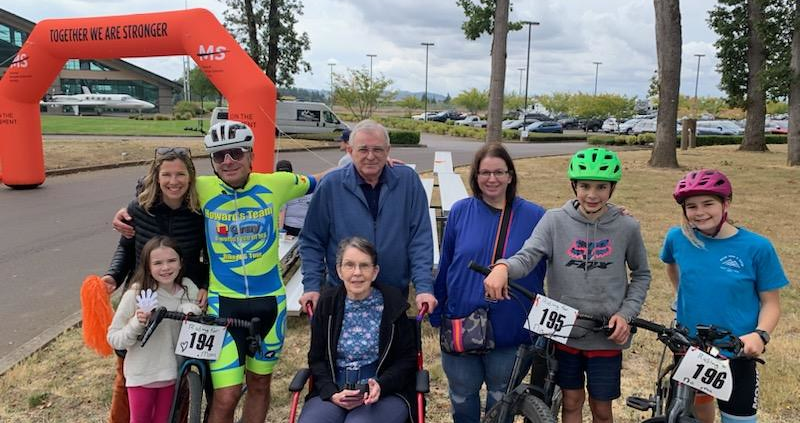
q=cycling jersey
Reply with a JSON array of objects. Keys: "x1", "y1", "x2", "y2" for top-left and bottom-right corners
[{"x1": 196, "y1": 172, "x2": 315, "y2": 299}]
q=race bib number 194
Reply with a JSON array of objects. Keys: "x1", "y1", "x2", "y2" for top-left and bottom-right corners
[
  {"x1": 672, "y1": 347, "x2": 733, "y2": 401},
  {"x1": 524, "y1": 295, "x2": 578, "y2": 344},
  {"x1": 175, "y1": 321, "x2": 226, "y2": 360}
]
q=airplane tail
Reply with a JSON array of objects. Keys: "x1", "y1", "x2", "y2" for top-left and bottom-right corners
[{"x1": 81, "y1": 86, "x2": 92, "y2": 95}]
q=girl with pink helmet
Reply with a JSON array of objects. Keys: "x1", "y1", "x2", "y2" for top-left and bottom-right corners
[{"x1": 660, "y1": 169, "x2": 789, "y2": 423}]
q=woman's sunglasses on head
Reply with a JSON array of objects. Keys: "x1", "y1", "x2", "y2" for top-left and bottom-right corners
[{"x1": 155, "y1": 147, "x2": 192, "y2": 159}]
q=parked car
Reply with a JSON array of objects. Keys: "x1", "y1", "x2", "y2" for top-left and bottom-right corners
[
  {"x1": 502, "y1": 119, "x2": 525, "y2": 130},
  {"x1": 695, "y1": 120, "x2": 742, "y2": 136},
  {"x1": 766, "y1": 119, "x2": 788, "y2": 134},
  {"x1": 582, "y1": 118, "x2": 604, "y2": 132},
  {"x1": 455, "y1": 115, "x2": 487, "y2": 128},
  {"x1": 557, "y1": 117, "x2": 582, "y2": 130},
  {"x1": 632, "y1": 119, "x2": 657, "y2": 135},
  {"x1": 522, "y1": 121, "x2": 563, "y2": 133},
  {"x1": 601, "y1": 118, "x2": 619, "y2": 133},
  {"x1": 520, "y1": 112, "x2": 553, "y2": 124},
  {"x1": 412, "y1": 111, "x2": 438, "y2": 121},
  {"x1": 619, "y1": 118, "x2": 644, "y2": 134},
  {"x1": 429, "y1": 110, "x2": 465, "y2": 122}
]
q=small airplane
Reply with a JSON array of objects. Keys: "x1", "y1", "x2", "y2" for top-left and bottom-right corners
[{"x1": 40, "y1": 86, "x2": 156, "y2": 115}]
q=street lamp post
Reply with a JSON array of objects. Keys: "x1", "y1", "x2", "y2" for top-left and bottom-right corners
[
  {"x1": 592, "y1": 61, "x2": 602, "y2": 96},
  {"x1": 693, "y1": 53, "x2": 705, "y2": 115},
  {"x1": 366, "y1": 53, "x2": 377, "y2": 82},
  {"x1": 521, "y1": 21, "x2": 540, "y2": 111},
  {"x1": 421, "y1": 42, "x2": 434, "y2": 121},
  {"x1": 327, "y1": 60, "x2": 336, "y2": 107},
  {"x1": 517, "y1": 67, "x2": 525, "y2": 96}
]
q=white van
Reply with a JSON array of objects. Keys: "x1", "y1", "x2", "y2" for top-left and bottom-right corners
[{"x1": 210, "y1": 102, "x2": 348, "y2": 135}]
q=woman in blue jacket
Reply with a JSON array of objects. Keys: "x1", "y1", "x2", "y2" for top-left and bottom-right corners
[{"x1": 431, "y1": 143, "x2": 547, "y2": 423}]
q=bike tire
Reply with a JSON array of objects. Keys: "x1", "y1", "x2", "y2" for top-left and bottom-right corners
[
  {"x1": 518, "y1": 395, "x2": 556, "y2": 423},
  {"x1": 185, "y1": 371, "x2": 207, "y2": 423}
]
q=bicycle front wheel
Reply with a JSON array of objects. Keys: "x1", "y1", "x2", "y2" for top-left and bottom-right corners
[
  {"x1": 548, "y1": 386, "x2": 562, "y2": 421},
  {"x1": 185, "y1": 371, "x2": 208, "y2": 423},
  {"x1": 518, "y1": 395, "x2": 557, "y2": 423}
]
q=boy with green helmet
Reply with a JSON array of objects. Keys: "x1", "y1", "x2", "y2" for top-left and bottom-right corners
[{"x1": 484, "y1": 147, "x2": 650, "y2": 423}]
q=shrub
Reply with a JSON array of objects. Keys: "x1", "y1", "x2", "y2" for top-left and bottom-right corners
[
  {"x1": 588, "y1": 135, "x2": 617, "y2": 145},
  {"x1": 154, "y1": 114, "x2": 173, "y2": 121},
  {"x1": 388, "y1": 130, "x2": 420, "y2": 145},
  {"x1": 636, "y1": 133, "x2": 656, "y2": 144},
  {"x1": 173, "y1": 101, "x2": 203, "y2": 117}
]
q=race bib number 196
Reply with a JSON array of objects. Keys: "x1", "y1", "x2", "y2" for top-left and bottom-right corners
[
  {"x1": 175, "y1": 321, "x2": 226, "y2": 360},
  {"x1": 672, "y1": 346, "x2": 733, "y2": 401},
  {"x1": 524, "y1": 295, "x2": 578, "y2": 344}
]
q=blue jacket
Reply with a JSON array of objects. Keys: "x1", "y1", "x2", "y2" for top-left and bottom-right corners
[
  {"x1": 300, "y1": 163, "x2": 433, "y2": 294},
  {"x1": 431, "y1": 196, "x2": 546, "y2": 348}
]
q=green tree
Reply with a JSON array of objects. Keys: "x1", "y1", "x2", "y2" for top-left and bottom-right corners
[
  {"x1": 333, "y1": 68, "x2": 395, "y2": 120},
  {"x1": 452, "y1": 88, "x2": 489, "y2": 114},
  {"x1": 569, "y1": 93, "x2": 636, "y2": 119},
  {"x1": 397, "y1": 96, "x2": 423, "y2": 117},
  {"x1": 503, "y1": 94, "x2": 525, "y2": 113},
  {"x1": 458, "y1": 0, "x2": 524, "y2": 141},
  {"x1": 223, "y1": 0, "x2": 311, "y2": 87},
  {"x1": 189, "y1": 66, "x2": 220, "y2": 112},
  {"x1": 648, "y1": 70, "x2": 659, "y2": 99},
  {"x1": 709, "y1": 0, "x2": 789, "y2": 151},
  {"x1": 535, "y1": 92, "x2": 574, "y2": 116}
]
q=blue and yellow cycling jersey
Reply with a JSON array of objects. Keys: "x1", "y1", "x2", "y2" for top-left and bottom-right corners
[{"x1": 197, "y1": 172, "x2": 315, "y2": 298}]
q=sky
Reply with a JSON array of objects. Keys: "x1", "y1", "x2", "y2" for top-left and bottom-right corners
[{"x1": 4, "y1": 0, "x2": 725, "y2": 99}]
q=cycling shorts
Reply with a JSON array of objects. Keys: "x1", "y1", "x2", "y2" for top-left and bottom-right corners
[
  {"x1": 693, "y1": 358, "x2": 759, "y2": 417},
  {"x1": 206, "y1": 292, "x2": 286, "y2": 388},
  {"x1": 554, "y1": 344, "x2": 622, "y2": 401}
]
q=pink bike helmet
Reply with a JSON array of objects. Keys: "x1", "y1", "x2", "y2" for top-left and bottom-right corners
[{"x1": 673, "y1": 169, "x2": 732, "y2": 204}]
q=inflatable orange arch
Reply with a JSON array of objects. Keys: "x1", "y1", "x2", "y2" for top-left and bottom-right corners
[{"x1": 0, "y1": 8, "x2": 277, "y2": 188}]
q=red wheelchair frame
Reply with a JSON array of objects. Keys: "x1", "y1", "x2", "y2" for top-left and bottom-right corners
[{"x1": 288, "y1": 303, "x2": 430, "y2": 423}]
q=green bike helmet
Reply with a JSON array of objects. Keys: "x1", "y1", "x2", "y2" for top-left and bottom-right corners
[{"x1": 568, "y1": 148, "x2": 622, "y2": 182}]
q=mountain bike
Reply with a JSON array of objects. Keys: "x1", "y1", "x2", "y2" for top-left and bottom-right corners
[
  {"x1": 468, "y1": 262, "x2": 620, "y2": 423},
  {"x1": 624, "y1": 318, "x2": 764, "y2": 423},
  {"x1": 140, "y1": 307, "x2": 262, "y2": 423}
]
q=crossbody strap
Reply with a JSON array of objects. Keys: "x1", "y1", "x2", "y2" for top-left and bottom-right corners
[{"x1": 490, "y1": 201, "x2": 513, "y2": 264}]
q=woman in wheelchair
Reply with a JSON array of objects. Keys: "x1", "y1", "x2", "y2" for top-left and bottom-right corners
[{"x1": 299, "y1": 237, "x2": 419, "y2": 423}]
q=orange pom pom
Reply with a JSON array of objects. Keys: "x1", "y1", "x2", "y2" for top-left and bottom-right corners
[{"x1": 80, "y1": 275, "x2": 114, "y2": 356}]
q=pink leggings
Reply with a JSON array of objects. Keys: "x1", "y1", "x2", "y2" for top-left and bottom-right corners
[{"x1": 127, "y1": 384, "x2": 176, "y2": 423}]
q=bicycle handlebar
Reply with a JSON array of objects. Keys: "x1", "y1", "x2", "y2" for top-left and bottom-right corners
[{"x1": 140, "y1": 306, "x2": 258, "y2": 347}]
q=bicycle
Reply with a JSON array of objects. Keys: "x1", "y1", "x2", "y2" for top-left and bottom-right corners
[
  {"x1": 468, "y1": 262, "x2": 619, "y2": 423},
  {"x1": 140, "y1": 306, "x2": 262, "y2": 423},
  {"x1": 623, "y1": 317, "x2": 764, "y2": 423}
]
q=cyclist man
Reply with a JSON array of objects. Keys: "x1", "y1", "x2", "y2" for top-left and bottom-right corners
[{"x1": 114, "y1": 120, "x2": 327, "y2": 423}]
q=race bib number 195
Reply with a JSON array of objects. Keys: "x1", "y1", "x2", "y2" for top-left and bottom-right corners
[
  {"x1": 672, "y1": 346, "x2": 733, "y2": 401},
  {"x1": 524, "y1": 295, "x2": 578, "y2": 344},
  {"x1": 175, "y1": 321, "x2": 226, "y2": 360}
]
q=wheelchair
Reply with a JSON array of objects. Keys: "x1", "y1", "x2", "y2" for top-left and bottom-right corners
[{"x1": 288, "y1": 303, "x2": 430, "y2": 423}]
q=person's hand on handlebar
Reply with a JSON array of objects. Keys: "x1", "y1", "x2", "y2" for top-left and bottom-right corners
[
  {"x1": 112, "y1": 208, "x2": 135, "y2": 239},
  {"x1": 739, "y1": 332, "x2": 765, "y2": 357},
  {"x1": 607, "y1": 313, "x2": 631, "y2": 344},
  {"x1": 484, "y1": 263, "x2": 511, "y2": 301},
  {"x1": 135, "y1": 308, "x2": 151, "y2": 326}
]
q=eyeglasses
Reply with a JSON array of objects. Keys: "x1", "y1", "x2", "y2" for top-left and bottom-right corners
[
  {"x1": 155, "y1": 147, "x2": 191, "y2": 159},
  {"x1": 211, "y1": 147, "x2": 251, "y2": 164},
  {"x1": 477, "y1": 170, "x2": 510, "y2": 179},
  {"x1": 340, "y1": 262, "x2": 375, "y2": 272},
  {"x1": 354, "y1": 146, "x2": 387, "y2": 157}
]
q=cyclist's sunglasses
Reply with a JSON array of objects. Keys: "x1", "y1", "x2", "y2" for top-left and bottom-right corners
[
  {"x1": 211, "y1": 147, "x2": 251, "y2": 164},
  {"x1": 155, "y1": 147, "x2": 192, "y2": 159}
]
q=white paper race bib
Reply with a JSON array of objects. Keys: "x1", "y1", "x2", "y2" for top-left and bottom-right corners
[
  {"x1": 175, "y1": 321, "x2": 226, "y2": 360},
  {"x1": 524, "y1": 295, "x2": 578, "y2": 344},
  {"x1": 671, "y1": 346, "x2": 733, "y2": 401}
]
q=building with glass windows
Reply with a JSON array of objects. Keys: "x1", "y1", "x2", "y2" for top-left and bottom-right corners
[{"x1": 0, "y1": 8, "x2": 181, "y2": 114}]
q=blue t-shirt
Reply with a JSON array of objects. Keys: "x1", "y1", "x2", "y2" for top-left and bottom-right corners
[
  {"x1": 660, "y1": 226, "x2": 789, "y2": 340},
  {"x1": 336, "y1": 289, "x2": 383, "y2": 383}
]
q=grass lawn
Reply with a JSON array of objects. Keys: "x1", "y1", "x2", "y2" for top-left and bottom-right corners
[
  {"x1": 41, "y1": 115, "x2": 210, "y2": 136},
  {"x1": 1, "y1": 145, "x2": 797, "y2": 422}
]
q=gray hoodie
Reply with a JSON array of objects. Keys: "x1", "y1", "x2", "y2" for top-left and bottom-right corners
[{"x1": 499, "y1": 199, "x2": 651, "y2": 350}]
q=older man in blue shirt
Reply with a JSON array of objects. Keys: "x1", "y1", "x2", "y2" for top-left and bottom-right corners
[{"x1": 298, "y1": 119, "x2": 436, "y2": 312}]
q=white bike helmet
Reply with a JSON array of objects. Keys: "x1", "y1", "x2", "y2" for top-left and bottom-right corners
[{"x1": 204, "y1": 120, "x2": 254, "y2": 153}]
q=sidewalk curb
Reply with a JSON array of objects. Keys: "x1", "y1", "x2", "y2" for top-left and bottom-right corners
[
  {"x1": 45, "y1": 146, "x2": 340, "y2": 177},
  {"x1": 0, "y1": 310, "x2": 83, "y2": 377}
]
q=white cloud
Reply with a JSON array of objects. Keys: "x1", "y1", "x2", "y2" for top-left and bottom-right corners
[{"x1": 5, "y1": 0, "x2": 726, "y2": 98}]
